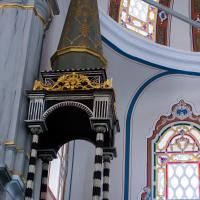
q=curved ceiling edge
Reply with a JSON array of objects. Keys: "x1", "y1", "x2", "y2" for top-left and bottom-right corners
[{"x1": 99, "y1": 9, "x2": 200, "y2": 73}]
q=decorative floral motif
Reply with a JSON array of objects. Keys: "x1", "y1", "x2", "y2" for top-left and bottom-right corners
[
  {"x1": 141, "y1": 187, "x2": 151, "y2": 200},
  {"x1": 33, "y1": 72, "x2": 112, "y2": 91},
  {"x1": 155, "y1": 124, "x2": 200, "y2": 200},
  {"x1": 158, "y1": 156, "x2": 168, "y2": 164},
  {"x1": 155, "y1": 100, "x2": 200, "y2": 132},
  {"x1": 148, "y1": 101, "x2": 200, "y2": 200},
  {"x1": 173, "y1": 100, "x2": 192, "y2": 119},
  {"x1": 159, "y1": 11, "x2": 168, "y2": 22}
]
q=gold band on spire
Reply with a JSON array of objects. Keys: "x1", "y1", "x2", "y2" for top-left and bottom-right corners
[
  {"x1": 51, "y1": 0, "x2": 106, "y2": 70},
  {"x1": 51, "y1": 46, "x2": 107, "y2": 66}
]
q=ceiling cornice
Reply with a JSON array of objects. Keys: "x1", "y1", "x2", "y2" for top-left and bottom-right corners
[{"x1": 99, "y1": 8, "x2": 200, "y2": 73}]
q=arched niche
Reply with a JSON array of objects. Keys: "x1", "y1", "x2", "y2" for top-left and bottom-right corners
[{"x1": 39, "y1": 101, "x2": 95, "y2": 152}]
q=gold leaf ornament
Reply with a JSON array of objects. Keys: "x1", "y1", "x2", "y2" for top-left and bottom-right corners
[{"x1": 33, "y1": 73, "x2": 112, "y2": 91}]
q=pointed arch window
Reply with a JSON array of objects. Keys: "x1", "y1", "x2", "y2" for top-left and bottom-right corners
[
  {"x1": 109, "y1": 0, "x2": 173, "y2": 44},
  {"x1": 119, "y1": 0, "x2": 159, "y2": 40},
  {"x1": 147, "y1": 100, "x2": 200, "y2": 200}
]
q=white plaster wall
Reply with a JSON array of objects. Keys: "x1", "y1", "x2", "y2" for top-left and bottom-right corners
[
  {"x1": 0, "y1": 8, "x2": 44, "y2": 144},
  {"x1": 33, "y1": 159, "x2": 42, "y2": 199},
  {"x1": 0, "y1": 7, "x2": 45, "y2": 181},
  {"x1": 97, "y1": 0, "x2": 194, "y2": 51},
  {"x1": 0, "y1": 8, "x2": 33, "y2": 142},
  {"x1": 104, "y1": 45, "x2": 160, "y2": 200},
  {"x1": 90, "y1": 47, "x2": 200, "y2": 200},
  {"x1": 49, "y1": 156, "x2": 61, "y2": 197},
  {"x1": 99, "y1": 9, "x2": 200, "y2": 73},
  {"x1": 41, "y1": 1, "x2": 200, "y2": 74},
  {"x1": 40, "y1": 0, "x2": 70, "y2": 71},
  {"x1": 45, "y1": 44, "x2": 200, "y2": 200},
  {"x1": 39, "y1": 1, "x2": 200, "y2": 200},
  {"x1": 130, "y1": 74, "x2": 200, "y2": 199},
  {"x1": 64, "y1": 141, "x2": 95, "y2": 200},
  {"x1": 45, "y1": 42, "x2": 160, "y2": 200},
  {"x1": 98, "y1": 0, "x2": 110, "y2": 14}
]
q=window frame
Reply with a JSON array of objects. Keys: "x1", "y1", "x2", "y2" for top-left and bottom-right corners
[{"x1": 146, "y1": 100, "x2": 200, "y2": 200}]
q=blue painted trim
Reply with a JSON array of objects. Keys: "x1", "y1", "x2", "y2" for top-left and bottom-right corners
[
  {"x1": 123, "y1": 71, "x2": 200, "y2": 200},
  {"x1": 101, "y1": 35, "x2": 200, "y2": 199},
  {"x1": 68, "y1": 141, "x2": 76, "y2": 200},
  {"x1": 65, "y1": 36, "x2": 200, "y2": 200},
  {"x1": 102, "y1": 36, "x2": 200, "y2": 76},
  {"x1": 124, "y1": 71, "x2": 172, "y2": 200}
]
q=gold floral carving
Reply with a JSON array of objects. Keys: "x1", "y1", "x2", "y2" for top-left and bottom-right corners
[{"x1": 33, "y1": 73, "x2": 112, "y2": 91}]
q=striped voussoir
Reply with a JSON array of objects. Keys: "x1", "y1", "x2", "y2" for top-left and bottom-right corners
[
  {"x1": 103, "y1": 156, "x2": 111, "y2": 200},
  {"x1": 92, "y1": 132, "x2": 104, "y2": 200},
  {"x1": 25, "y1": 134, "x2": 39, "y2": 199},
  {"x1": 40, "y1": 161, "x2": 49, "y2": 200}
]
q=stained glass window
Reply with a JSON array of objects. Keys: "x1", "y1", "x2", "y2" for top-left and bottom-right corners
[
  {"x1": 119, "y1": 0, "x2": 159, "y2": 40},
  {"x1": 154, "y1": 124, "x2": 200, "y2": 200}
]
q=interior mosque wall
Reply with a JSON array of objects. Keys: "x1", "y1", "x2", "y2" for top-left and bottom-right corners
[
  {"x1": 129, "y1": 74, "x2": 200, "y2": 199},
  {"x1": 0, "y1": 2, "x2": 52, "y2": 198},
  {"x1": 40, "y1": 0, "x2": 198, "y2": 73},
  {"x1": 47, "y1": 42, "x2": 200, "y2": 200},
  {"x1": 40, "y1": 0, "x2": 70, "y2": 71},
  {"x1": 107, "y1": 0, "x2": 194, "y2": 51},
  {"x1": 0, "y1": 0, "x2": 55, "y2": 197},
  {"x1": 63, "y1": 141, "x2": 95, "y2": 200},
  {"x1": 40, "y1": 0, "x2": 109, "y2": 71},
  {"x1": 40, "y1": 0, "x2": 197, "y2": 73},
  {"x1": 40, "y1": 0, "x2": 200, "y2": 200}
]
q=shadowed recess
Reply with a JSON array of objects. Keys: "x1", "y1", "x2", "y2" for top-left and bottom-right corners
[{"x1": 39, "y1": 106, "x2": 96, "y2": 152}]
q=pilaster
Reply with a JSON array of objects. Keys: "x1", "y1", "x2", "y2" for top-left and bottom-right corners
[
  {"x1": 102, "y1": 148, "x2": 116, "y2": 200},
  {"x1": 38, "y1": 149, "x2": 57, "y2": 200},
  {"x1": 0, "y1": 0, "x2": 58, "y2": 198},
  {"x1": 4, "y1": 143, "x2": 16, "y2": 171}
]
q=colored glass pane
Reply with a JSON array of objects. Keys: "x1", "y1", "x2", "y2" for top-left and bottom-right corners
[
  {"x1": 119, "y1": 0, "x2": 159, "y2": 40},
  {"x1": 167, "y1": 163, "x2": 199, "y2": 199},
  {"x1": 153, "y1": 124, "x2": 200, "y2": 200}
]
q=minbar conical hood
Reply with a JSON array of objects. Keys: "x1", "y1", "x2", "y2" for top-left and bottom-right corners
[{"x1": 51, "y1": 0, "x2": 107, "y2": 70}]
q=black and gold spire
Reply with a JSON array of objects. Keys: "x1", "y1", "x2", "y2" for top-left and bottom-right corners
[
  {"x1": 51, "y1": 0, "x2": 107, "y2": 70},
  {"x1": 26, "y1": 1, "x2": 118, "y2": 199}
]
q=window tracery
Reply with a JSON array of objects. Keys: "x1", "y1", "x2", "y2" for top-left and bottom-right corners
[
  {"x1": 146, "y1": 100, "x2": 200, "y2": 200},
  {"x1": 109, "y1": 0, "x2": 172, "y2": 44},
  {"x1": 119, "y1": 0, "x2": 159, "y2": 40},
  {"x1": 155, "y1": 124, "x2": 200, "y2": 200}
]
